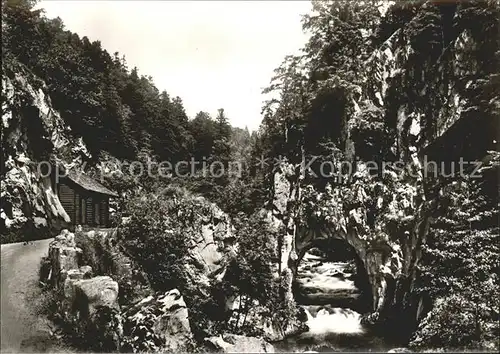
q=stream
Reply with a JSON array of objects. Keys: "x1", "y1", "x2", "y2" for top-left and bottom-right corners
[{"x1": 276, "y1": 252, "x2": 395, "y2": 352}]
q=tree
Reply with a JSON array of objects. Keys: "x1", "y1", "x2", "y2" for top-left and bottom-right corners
[
  {"x1": 213, "y1": 108, "x2": 232, "y2": 166},
  {"x1": 2, "y1": 1, "x2": 195, "y2": 162},
  {"x1": 189, "y1": 111, "x2": 216, "y2": 162}
]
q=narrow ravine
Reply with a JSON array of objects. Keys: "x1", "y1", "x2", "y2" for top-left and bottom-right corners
[{"x1": 277, "y1": 251, "x2": 393, "y2": 352}]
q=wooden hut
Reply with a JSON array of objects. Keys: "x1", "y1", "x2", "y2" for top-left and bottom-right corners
[{"x1": 56, "y1": 170, "x2": 118, "y2": 228}]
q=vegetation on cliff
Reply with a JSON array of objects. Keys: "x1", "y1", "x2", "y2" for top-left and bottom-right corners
[
  {"x1": 411, "y1": 151, "x2": 500, "y2": 350},
  {"x1": 3, "y1": 0, "x2": 256, "y2": 166},
  {"x1": 254, "y1": 0, "x2": 499, "y2": 350},
  {"x1": 1, "y1": 0, "x2": 260, "y2": 241},
  {"x1": 2, "y1": 0, "x2": 499, "y2": 352}
]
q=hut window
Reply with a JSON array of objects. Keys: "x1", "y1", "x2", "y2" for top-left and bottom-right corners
[{"x1": 99, "y1": 200, "x2": 107, "y2": 227}]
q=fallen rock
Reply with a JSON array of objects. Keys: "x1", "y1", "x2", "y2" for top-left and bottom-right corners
[
  {"x1": 204, "y1": 334, "x2": 275, "y2": 353},
  {"x1": 73, "y1": 276, "x2": 119, "y2": 317},
  {"x1": 62, "y1": 266, "x2": 94, "y2": 304}
]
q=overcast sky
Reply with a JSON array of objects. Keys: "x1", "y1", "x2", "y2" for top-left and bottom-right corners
[{"x1": 37, "y1": 0, "x2": 311, "y2": 131}]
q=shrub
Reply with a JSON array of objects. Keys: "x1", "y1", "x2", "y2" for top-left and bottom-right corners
[
  {"x1": 76, "y1": 230, "x2": 151, "y2": 306},
  {"x1": 410, "y1": 295, "x2": 486, "y2": 350},
  {"x1": 224, "y1": 213, "x2": 302, "y2": 337},
  {"x1": 86, "y1": 306, "x2": 122, "y2": 352},
  {"x1": 117, "y1": 187, "x2": 230, "y2": 340},
  {"x1": 117, "y1": 191, "x2": 191, "y2": 291}
]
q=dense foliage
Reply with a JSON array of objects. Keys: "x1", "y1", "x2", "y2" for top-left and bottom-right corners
[
  {"x1": 256, "y1": 0, "x2": 499, "y2": 351},
  {"x1": 3, "y1": 0, "x2": 499, "y2": 351},
  {"x1": 1, "y1": 0, "x2": 265, "y2": 240},
  {"x1": 117, "y1": 187, "x2": 301, "y2": 341},
  {"x1": 411, "y1": 152, "x2": 500, "y2": 350},
  {"x1": 116, "y1": 186, "x2": 233, "y2": 340},
  {"x1": 257, "y1": 0, "x2": 499, "y2": 179},
  {"x1": 2, "y1": 0, "x2": 256, "y2": 177},
  {"x1": 223, "y1": 214, "x2": 301, "y2": 337},
  {"x1": 3, "y1": 0, "x2": 186, "y2": 161}
]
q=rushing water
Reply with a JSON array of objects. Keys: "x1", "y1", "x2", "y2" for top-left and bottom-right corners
[{"x1": 276, "y1": 252, "x2": 394, "y2": 353}]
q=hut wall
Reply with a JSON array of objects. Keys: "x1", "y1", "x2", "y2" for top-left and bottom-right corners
[{"x1": 58, "y1": 183, "x2": 75, "y2": 223}]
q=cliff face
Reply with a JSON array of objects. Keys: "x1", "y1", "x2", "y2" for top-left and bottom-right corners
[
  {"x1": 265, "y1": 0, "x2": 498, "y2": 343},
  {"x1": 1, "y1": 60, "x2": 91, "y2": 242}
]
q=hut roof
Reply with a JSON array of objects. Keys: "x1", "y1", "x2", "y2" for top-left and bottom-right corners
[{"x1": 66, "y1": 170, "x2": 119, "y2": 197}]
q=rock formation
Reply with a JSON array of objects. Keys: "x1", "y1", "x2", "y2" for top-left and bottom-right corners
[
  {"x1": 42, "y1": 229, "x2": 122, "y2": 350},
  {"x1": 260, "y1": 1, "x2": 498, "y2": 341},
  {"x1": 182, "y1": 198, "x2": 237, "y2": 289},
  {"x1": 47, "y1": 229, "x2": 82, "y2": 287},
  {"x1": 1, "y1": 60, "x2": 91, "y2": 241}
]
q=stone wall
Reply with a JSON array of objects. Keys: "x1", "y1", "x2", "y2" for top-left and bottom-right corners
[{"x1": 41, "y1": 229, "x2": 122, "y2": 351}]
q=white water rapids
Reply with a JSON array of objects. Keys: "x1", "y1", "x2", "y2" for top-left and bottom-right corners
[
  {"x1": 277, "y1": 251, "x2": 394, "y2": 352},
  {"x1": 302, "y1": 306, "x2": 364, "y2": 337},
  {"x1": 295, "y1": 253, "x2": 365, "y2": 338}
]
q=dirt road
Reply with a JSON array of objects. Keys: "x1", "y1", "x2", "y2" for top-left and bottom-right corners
[{"x1": 0, "y1": 239, "x2": 60, "y2": 353}]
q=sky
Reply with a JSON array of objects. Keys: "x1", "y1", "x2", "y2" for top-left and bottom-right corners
[{"x1": 36, "y1": 0, "x2": 312, "y2": 131}]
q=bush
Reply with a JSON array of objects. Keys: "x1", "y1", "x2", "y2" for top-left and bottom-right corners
[
  {"x1": 86, "y1": 306, "x2": 122, "y2": 352},
  {"x1": 76, "y1": 230, "x2": 150, "y2": 306},
  {"x1": 117, "y1": 190, "x2": 191, "y2": 291},
  {"x1": 410, "y1": 295, "x2": 485, "y2": 350},
  {"x1": 226, "y1": 214, "x2": 278, "y2": 304},
  {"x1": 117, "y1": 187, "x2": 230, "y2": 340},
  {"x1": 224, "y1": 213, "x2": 302, "y2": 337}
]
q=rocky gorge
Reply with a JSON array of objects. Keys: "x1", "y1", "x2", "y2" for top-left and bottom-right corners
[{"x1": 2, "y1": 0, "x2": 499, "y2": 352}]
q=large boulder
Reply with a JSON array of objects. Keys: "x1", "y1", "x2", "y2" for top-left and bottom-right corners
[
  {"x1": 62, "y1": 266, "x2": 93, "y2": 304},
  {"x1": 122, "y1": 289, "x2": 193, "y2": 352},
  {"x1": 71, "y1": 276, "x2": 120, "y2": 316},
  {"x1": 46, "y1": 234, "x2": 123, "y2": 354},
  {"x1": 62, "y1": 274, "x2": 123, "y2": 351},
  {"x1": 204, "y1": 334, "x2": 275, "y2": 353},
  {"x1": 74, "y1": 228, "x2": 152, "y2": 305}
]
